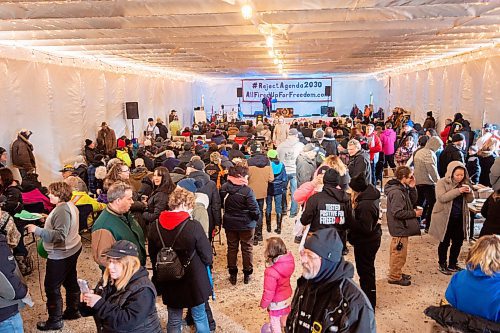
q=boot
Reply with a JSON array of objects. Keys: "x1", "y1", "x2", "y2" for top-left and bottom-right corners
[
  {"x1": 37, "y1": 298, "x2": 64, "y2": 331},
  {"x1": 274, "y1": 214, "x2": 282, "y2": 234},
  {"x1": 265, "y1": 213, "x2": 271, "y2": 233},
  {"x1": 228, "y1": 267, "x2": 238, "y2": 285},
  {"x1": 243, "y1": 269, "x2": 253, "y2": 284},
  {"x1": 62, "y1": 292, "x2": 81, "y2": 320},
  {"x1": 253, "y1": 220, "x2": 263, "y2": 245},
  {"x1": 383, "y1": 168, "x2": 389, "y2": 178}
]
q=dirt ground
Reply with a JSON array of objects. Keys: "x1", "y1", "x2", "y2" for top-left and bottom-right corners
[{"x1": 21, "y1": 195, "x2": 479, "y2": 333}]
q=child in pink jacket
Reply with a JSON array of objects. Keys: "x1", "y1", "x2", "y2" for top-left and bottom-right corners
[{"x1": 260, "y1": 237, "x2": 295, "y2": 333}]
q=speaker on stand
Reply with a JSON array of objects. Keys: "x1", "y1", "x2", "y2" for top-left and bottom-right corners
[
  {"x1": 236, "y1": 87, "x2": 243, "y2": 120},
  {"x1": 125, "y1": 102, "x2": 139, "y2": 139}
]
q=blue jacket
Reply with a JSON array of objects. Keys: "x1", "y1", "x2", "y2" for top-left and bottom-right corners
[
  {"x1": 267, "y1": 160, "x2": 287, "y2": 196},
  {"x1": 445, "y1": 266, "x2": 500, "y2": 323}
]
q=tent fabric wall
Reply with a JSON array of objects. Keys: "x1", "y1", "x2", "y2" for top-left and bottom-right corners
[
  {"x1": 0, "y1": 58, "x2": 194, "y2": 184},
  {"x1": 387, "y1": 55, "x2": 500, "y2": 131}
]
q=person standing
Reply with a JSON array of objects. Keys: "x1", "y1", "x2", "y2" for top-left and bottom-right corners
[
  {"x1": 0, "y1": 147, "x2": 7, "y2": 168},
  {"x1": 96, "y1": 122, "x2": 117, "y2": 157},
  {"x1": 439, "y1": 133, "x2": 466, "y2": 177},
  {"x1": 273, "y1": 117, "x2": 289, "y2": 147},
  {"x1": 479, "y1": 189, "x2": 500, "y2": 237},
  {"x1": 430, "y1": 161, "x2": 474, "y2": 275},
  {"x1": 413, "y1": 136, "x2": 443, "y2": 232},
  {"x1": 25, "y1": 182, "x2": 82, "y2": 331},
  {"x1": 384, "y1": 166, "x2": 422, "y2": 286},
  {"x1": 266, "y1": 150, "x2": 287, "y2": 234},
  {"x1": 168, "y1": 110, "x2": 177, "y2": 123},
  {"x1": 11, "y1": 129, "x2": 36, "y2": 177},
  {"x1": 347, "y1": 139, "x2": 371, "y2": 184},
  {"x1": 379, "y1": 123, "x2": 397, "y2": 177},
  {"x1": 423, "y1": 111, "x2": 436, "y2": 129},
  {"x1": 296, "y1": 144, "x2": 318, "y2": 189},
  {"x1": 220, "y1": 165, "x2": 260, "y2": 285},
  {"x1": 145, "y1": 118, "x2": 160, "y2": 139},
  {"x1": 365, "y1": 124, "x2": 382, "y2": 185},
  {"x1": 155, "y1": 117, "x2": 169, "y2": 140},
  {"x1": 478, "y1": 138, "x2": 499, "y2": 187},
  {"x1": 141, "y1": 167, "x2": 176, "y2": 226}
]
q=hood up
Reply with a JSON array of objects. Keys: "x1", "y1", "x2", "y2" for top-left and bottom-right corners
[{"x1": 425, "y1": 136, "x2": 443, "y2": 152}]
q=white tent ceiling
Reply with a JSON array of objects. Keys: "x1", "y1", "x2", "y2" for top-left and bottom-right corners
[{"x1": 0, "y1": 0, "x2": 499, "y2": 77}]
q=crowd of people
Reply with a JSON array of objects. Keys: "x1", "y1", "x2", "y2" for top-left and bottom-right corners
[{"x1": 0, "y1": 107, "x2": 499, "y2": 332}]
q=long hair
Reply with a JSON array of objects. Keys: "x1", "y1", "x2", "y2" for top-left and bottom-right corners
[
  {"x1": 323, "y1": 155, "x2": 347, "y2": 176},
  {"x1": 102, "y1": 255, "x2": 141, "y2": 291},
  {"x1": 106, "y1": 163, "x2": 131, "y2": 186},
  {"x1": 153, "y1": 166, "x2": 176, "y2": 194},
  {"x1": 264, "y1": 237, "x2": 288, "y2": 266},
  {"x1": 466, "y1": 235, "x2": 500, "y2": 276}
]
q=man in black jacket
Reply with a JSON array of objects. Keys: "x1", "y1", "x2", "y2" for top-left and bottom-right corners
[
  {"x1": 438, "y1": 133, "x2": 465, "y2": 177},
  {"x1": 286, "y1": 228, "x2": 376, "y2": 333},
  {"x1": 347, "y1": 139, "x2": 372, "y2": 184},
  {"x1": 320, "y1": 127, "x2": 338, "y2": 157}
]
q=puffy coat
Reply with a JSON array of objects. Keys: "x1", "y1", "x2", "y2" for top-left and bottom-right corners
[
  {"x1": 384, "y1": 179, "x2": 420, "y2": 237},
  {"x1": 425, "y1": 305, "x2": 500, "y2": 332},
  {"x1": 347, "y1": 150, "x2": 371, "y2": 184},
  {"x1": 348, "y1": 184, "x2": 382, "y2": 244},
  {"x1": 479, "y1": 193, "x2": 500, "y2": 237},
  {"x1": 84, "y1": 146, "x2": 98, "y2": 164},
  {"x1": 142, "y1": 188, "x2": 170, "y2": 225},
  {"x1": 413, "y1": 136, "x2": 442, "y2": 185},
  {"x1": 379, "y1": 128, "x2": 397, "y2": 155},
  {"x1": 187, "y1": 171, "x2": 222, "y2": 229},
  {"x1": 80, "y1": 266, "x2": 162, "y2": 333},
  {"x1": 11, "y1": 134, "x2": 36, "y2": 170},
  {"x1": 156, "y1": 122, "x2": 168, "y2": 140},
  {"x1": 220, "y1": 180, "x2": 260, "y2": 231},
  {"x1": 429, "y1": 161, "x2": 474, "y2": 242},
  {"x1": 248, "y1": 154, "x2": 274, "y2": 199},
  {"x1": 366, "y1": 133, "x2": 382, "y2": 161},
  {"x1": 267, "y1": 160, "x2": 287, "y2": 196},
  {"x1": 129, "y1": 168, "x2": 152, "y2": 193},
  {"x1": 96, "y1": 127, "x2": 117, "y2": 157},
  {"x1": 438, "y1": 144, "x2": 465, "y2": 177},
  {"x1": 1, "y1": 185, "x2": 24, "y2": 217},
  {"x1": 422, "y1": 116, "x2": 436, "y2": 129},
  {"x1": 260, "y1": 252, "x2": 295, "y2": 309},
  {"x1": 296, "y1": 154, "x2": 316, "y2": 188},
  {"x1": 148, "y1": 212, "x2": 212, "y2": 309},
  {"x1": 293, "y1": 181, "x2": 319, "y2": 205}
]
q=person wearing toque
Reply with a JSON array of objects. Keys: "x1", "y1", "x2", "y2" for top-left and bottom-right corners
[
  {"x1": 80, "y1": 240, "x2": 162, "y2": 333},
  {"x1": 287, "y1": 228, "x2": 376, "y2": 333},
  {"x1": 439, "y1": 133, "x2": 466, "y2": 177}
]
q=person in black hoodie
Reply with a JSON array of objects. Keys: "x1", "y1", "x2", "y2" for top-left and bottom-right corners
[
  {"x1": 466, "y1": 145, "x2": 480, "y2": 185},
  {"x1": 348, "y1": 174, "x2": 382, "y2": 309},
  {"x1": 286, "y1": 228, "x2": 376, "y2": 333},
  {"x1": 479, "y1": 190, "x2": 500, "y2": 237},
  {"x1": 439, "y1": 133, "x2": 465, "y2": 177},
  {"x1": 320, "y1": 127, "x2": 338, "y2": 157},
  {"x1": 84, "y1": 139, "x2": 98, "y2": 164}
]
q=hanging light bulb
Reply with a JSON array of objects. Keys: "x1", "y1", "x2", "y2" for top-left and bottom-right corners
[
  {"x1": 268, "y1": 50, "x2": 274, "y2": 57},
  {"x1": 278, "y1": 63, "x2": 283, "y2": 70},
  {"x1": 241, "y1": 4, "x2": 253, "y2": 20},
  {"x1": 273, "y1": 58, "x2": 279, "y2": 65},
  {"x1": 266, "y1": 35, "x2": 274, "y2": 47}
]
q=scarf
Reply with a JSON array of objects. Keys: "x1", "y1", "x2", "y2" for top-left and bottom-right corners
[{"x1": 227, "y1": 175, "x2": 248, "y2": 186}]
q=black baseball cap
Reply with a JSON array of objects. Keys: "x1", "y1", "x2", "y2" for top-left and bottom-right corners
[{"x1": 102, "y1": 240, "x2": 138, "y2": 259}]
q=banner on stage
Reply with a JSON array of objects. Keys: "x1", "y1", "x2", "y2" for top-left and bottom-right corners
[{"x1": 242, "y1": 78, "x2": 332, "y2": 102}]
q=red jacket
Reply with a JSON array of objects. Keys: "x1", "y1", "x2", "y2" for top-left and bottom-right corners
[
  {"x1": 366, "y1": 133, "x2": 382, "y2": 161},
  {"x1": 260, "y1": 252, "x2": 295, "y2": 309},
  {"x1": 440, "y1": 125, "x2": 451, "y2": 144}
]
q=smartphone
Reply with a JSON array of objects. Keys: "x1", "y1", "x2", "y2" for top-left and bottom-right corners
[{"x1": 77, "y1": 279, "x2": 90, "y2": 293}]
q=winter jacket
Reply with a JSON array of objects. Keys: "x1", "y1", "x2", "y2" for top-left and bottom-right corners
[
  {"x1": 156, "y1": 122, "x2": 169, "y2": 140},
  {"x1": 384, "y1": 179, "x2": 420, "y2": 237},
  {"x1": 320, "y1": 136, "x2": 338, "y2": 157},
  {"x1": 129, "y1": 168, "x2": 152, "y2": 193},
  {"x1": 228, "y1": 148, "x2": 245, "y2": 161},
  {"x1": 84, "y1": 146, "x2": 98, "y2": 164},
  {"x1": 425, "y1": 305, "x2": 500, "y2": 333},
  {"x1": 300, "y1": 185, "x2": 353, "y2": 233},
  {"x1": 0, "y1": 234, "x2": 28, "y2": 322},
  {"x1": 440, "y1": 125, "x2": 451, "y2": 144},
  {"x1": 286, "y1": 260, "x2": 376, "y2": 333},
  {"x1": 187, "y1": 171, "x2": 222, "y2": 229},
  {"x1": 273, "y1": 123, "x2": 289, "y2": 146},
  {"x1": 116, "y1": 150, "x2": 132, "y2": 168},
  {"x1": 142, "y1": 188, "x2": 170, "y2": 225},
  {"x1": 366, "y1": 133, "x2": 382, "y2": 161},
  {"x1": 397, "y1": 129, "x2": 419, "y2": 150},
  {"x1": 347, "y1": 150, "x2": 371, "y2": 184},
  {"x1": 413, "y1": 136, "x2": 442, "y2": 185},
  {"x1": 296, "y1": 154, "x2": 316, "y2": 188},
  {"x1": 205, "y1": 162, "x2": 227, "y2": 189},
  {"x1": 293, "y1": 181, "x2": 320, "y2": 205},
  {"x1": 192, "y1": 192, "x2": 210, "y2": 237},
  {"x1": 348, "y1": 184, "x2": 382, "y2": 244},
  {"x1": 21, "y1": 188, "x2": 53, "y2": 212},
  {"x1": 445, "y1": 266, "x2": 500, "y2": 323},
  {"x1": 80, "y1": 266, "x2": 162, "y2": 333},
  {"x1": 429, "y1": 161, "x2": 474, "y2": 242},
  {"x1": 148, "y1": 212, "x2": 212, "y2": 308},
  {"x1": 479, "y1": 194, "x2": 500, "y2": 237},
  {"x1": 1, "y1": 185, "x2": 24, "y2": 218},
  {"x1": 379, "y1": 129, "x2": 397, "y2": 155},
  {"x1": 395, "y1": 145, "x2": 415, "y2": 166},
  {"x1": 491, "y1": 158, "x2": 500, "y2": 192},
  {"x1": 169, "y1": 120, "x2": 181, "y2": 136},
  {"x1": 71, "y1": 191, "x2": 106, "y2": 212},
  {"x1": 438, "y1": 144, "x2": 465, "y2": 177},
  {"x1": 211, "y1": 133, "x2": 225, "y2": 145},
  {"x1": 11, "y1": 134, "x2": 36, "y2": 170},
  {"x1": 178, "y1": 151, "x2": 195, "y2": 166},
  {"x1": 277, "y1": 137, "x2": 305, "y2": 175},
  {"x1": 220, "y1": 180, "x2": 260, "y2": 231},
  {"x1": 161, "y1": 157, "x2": 180, "y2": 172},
  {"x1": 422, "y1": 116, "x2": 436, "y2": 129},
  {"x1": 248, "y1": 154, "x2": 274, "y2": 199},
  {"x1": 466, "y1": 154, "x2": 481, "y2": 184},
  {"x1": 260, "y1": 253, "x2": 295, "y2": 309},
  {"x1": 268, "y1": 160, "x2": 287, "y2": 196},
  {"x1": 478, "y1": 150, "x2": 497, "y2": 187},
  {"x1": 97, "y1": 127, "x2": 117, "y2": 157}
]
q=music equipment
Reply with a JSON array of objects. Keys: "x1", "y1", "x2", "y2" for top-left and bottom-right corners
[{"x1": 125, "y1": 102, "x2": 139, "y2": 119}]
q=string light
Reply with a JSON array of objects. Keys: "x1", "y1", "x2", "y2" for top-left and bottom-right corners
[
  {"x1": 266, "y1": 35, "x2": 274, "y2": 47},
  {"x1": 241, "y1": 4, "x2": 253, "y2": 20}
]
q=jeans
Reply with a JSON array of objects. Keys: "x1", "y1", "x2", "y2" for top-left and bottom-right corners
[
  {"x1": 167, "y1": 303, "x2": 209, "y2": 333},
  {"x1": 0, "y1": 313, "x2": 23, "y2": 333},
  {"x1": 416, "y1": 184, "x2": 436, "y2": 230},
  {"x1": 370, "y1": 160, "x2": 377, "y2": 186},
  {"x1": 265, "y1": 194, "x2": 282, "y2": 215},
  {"x1": 281, "y1": 173, "x2": 298, "y2": 215},
  {"x1": 255, "y1": 199, "x2": 265, "y2": 237}
]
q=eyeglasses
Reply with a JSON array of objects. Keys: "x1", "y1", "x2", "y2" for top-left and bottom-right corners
[{"x1": 120, "y1": 169, "x2": 130, "y2": 173}]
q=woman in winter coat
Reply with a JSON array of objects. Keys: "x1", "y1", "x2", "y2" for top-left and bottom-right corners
[
  {"x1": 478, "y1": 138, "x2": 499, "y2": 187},
  {"x1": 395, "y1": 136, "x2": 415, "y2": 167},
  {"x1": 221, "y1": 165, "x2": 260, "y2": 285},
  {"x1": 348, "y1": 173, "x2": 382, "y2": 309},
  {"x1": 266, "y1": 150, "x2": 287, "y2": 234},
  {"x1": 80, "y1": 240, "x2": 162, "y2": 333},
  {"x1": 479, "y1": 190, "x2": 500, "y2": 237},
  {"x1": 260, "y1": 237, "x2": 295, "y2": 333},
  {"x1": 141, "y1": 166, "x2": 175, "y2": 225},
  {"x1": 430, "y1": 161, "x2": 474, "y2": 275},
  {"x1": 148, "y1": 187, "x2": 213, "y2": 333}
]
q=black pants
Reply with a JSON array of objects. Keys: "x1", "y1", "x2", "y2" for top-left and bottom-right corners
[
  {"x1": 416, "y1": 184, "x2": 436, "y2": 230},
  {"x1": 375, "y1": 153, "x2": 384, "y2": 183},
  {"x1": 12, "y1": 219, "x2": 28, "y2": 257},
  {"x1": 438, "y1": 216, "x2": 464, "y2": 266},
  {"x1": 353, "y1": 237, "x2": 381, "y2": 309},
  {"x1": 255, "y1": 199, "x2": 264, "y2": 238},
  {"x1": 383, "y1": 153, "x2": 396, "y2": 169},
  {"x1": 44, "y1": 247, "x2": 82, "y2": 321}
]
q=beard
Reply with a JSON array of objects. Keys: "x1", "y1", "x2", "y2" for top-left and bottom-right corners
[{"x1": 301, "y1": 264, "x2": 318, "y2": 280}]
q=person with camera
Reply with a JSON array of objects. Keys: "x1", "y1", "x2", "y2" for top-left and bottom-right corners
[
  {"x1": 430, "y1": 161, "x2": 474, "y2": 275},
  {"x1": 80, "y1": 240, "x2": 162, "y2": 333},
  {"x1": 384, "y1": 166, "x2": 422, "y2": 286}
]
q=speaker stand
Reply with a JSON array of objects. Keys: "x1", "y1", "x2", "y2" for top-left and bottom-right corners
[{"x1": 131, "y1": 119, "x2": 135, "y2": 140}]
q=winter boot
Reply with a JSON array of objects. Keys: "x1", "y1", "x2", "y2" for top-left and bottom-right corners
[
  {"x1": 62, "y1": 292, "x2": 81, "y2": 320},
  {"x1": 243, "y1": 269, "x2": 253, "y2": 284},
  {"x1": 253, "y1": 220, "x2": 263, "y2": 245},
  {"x1": 37, "y1": 298, "x2": 64, "y2": 331},
  {"x1": 228, "y1": 267, "x2": 238, "y2": 285},
  {"x1": 274, "y1": 214, "x2": 282, "y2": 234},
  {"x1": 265, "y1": 213, "x2": 272, "y2": 233}
]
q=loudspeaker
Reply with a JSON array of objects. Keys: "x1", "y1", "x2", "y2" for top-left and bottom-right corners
[
  {"x1": 237, "y1": 87, "x2": 243, "y2": 98},
  {"x1": 125, "y1": 102, "x2": 139, "y2": 119},
  {"x1": 325, "y1": 86, "x2": 331, "y2": 96}
]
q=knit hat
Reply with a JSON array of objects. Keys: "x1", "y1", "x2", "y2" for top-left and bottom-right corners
[
  {"x1": 452, "y1": 133, "x2": 465, "y2": 143},
  {"x1": 323, "y1": 168, "x2": 340, "y2": 187},
  {"x1": 405, "y1": 120, "x2": 414, "y2": 128},
  {"x1": 267, "y1": 150, "x2": 278, "y2": 159},
  {"x1": 250, "y1": 143, "x2": 262, "y2": 154},
  {"x1": 349, "y1": 173, "x2": 368, "y2": 192},
  {"x1": 117, "y1": 139, "x2": 126, "y2": 149},
  {"x1": 288, "y1": 128, "x2": 299, "y2": 136},
  {"x1": 427, "y1": 111, "x2": 433, "y2": 117},
  {"x1": 135, "y1": 158, "x2": 145, "y2": 167},
  {"x1": 177, "y1": 178, "x2": 198, "y2": 193},
  {"x1": 85, "y1": 139, "x2": 93, "y2": 147},
  {"x1": 304, "y1": 228, "x2": 343, "y2": 263},
  {"x1": 187, "y1": 159, "x2": 205, "y2": 171}
]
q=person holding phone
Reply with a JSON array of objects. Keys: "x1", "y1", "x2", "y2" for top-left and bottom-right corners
[
  {"x1": 430, "y1": 161, "x2": 474, "y2": 275},
  {"x1": 79, "y1": 240, "x2": 162, "y2": 333}
]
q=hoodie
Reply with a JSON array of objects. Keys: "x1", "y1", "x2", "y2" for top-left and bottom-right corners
[
  {"x1": 379, "y1": 128, "x2": 397, "y2": 155},
  {"x1": 268, "y1": 160, "x2": 288, "y2": 196},
  {"x1": 260, "y1": 252, "x2": 295, "y2": 309},
  {"x1": 277, "y1": 137, "x2": 305, "y2": 174},
  {"x1": 384, "y1": 179, "x2": 420, "y2": 237},
  {"x1": 348, "y1": 184, "x2": 382, "y2": 244},
  {"x1": 413, "y1": 136, "x2": 442, "y2": 185}
]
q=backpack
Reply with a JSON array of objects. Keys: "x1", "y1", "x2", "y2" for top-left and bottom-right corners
[{"x1": 155, "y1": 220, "x2": 195, "y2": 282}]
